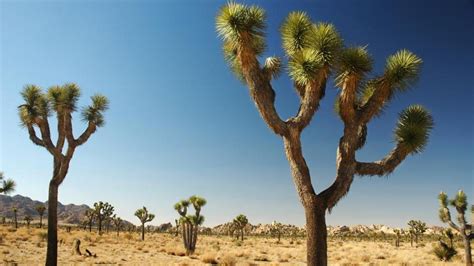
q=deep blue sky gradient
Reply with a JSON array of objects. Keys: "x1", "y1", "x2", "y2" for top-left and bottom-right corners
[{"x1": 1, "y1": 0, "x2": 473, "y2": 227}]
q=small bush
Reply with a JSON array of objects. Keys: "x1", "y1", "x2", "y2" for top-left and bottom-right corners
[
  {"x1": 219, "y1": 255, "x2": 236, "y2": 266},
  {"x1": 433, "y1": 241, "x2": 457, "y2": 261},
  {"x1": 201, "y1": 253, "x2": 218, "y2": 264}
]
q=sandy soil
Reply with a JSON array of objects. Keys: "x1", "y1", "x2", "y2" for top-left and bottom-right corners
[{"x1": 0, "y1": 225, "x2": 468, "y2": 265}]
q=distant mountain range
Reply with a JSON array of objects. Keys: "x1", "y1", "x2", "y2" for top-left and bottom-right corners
[{"x1": 0, "y1": 194, "x2": 90, "y2": 224}]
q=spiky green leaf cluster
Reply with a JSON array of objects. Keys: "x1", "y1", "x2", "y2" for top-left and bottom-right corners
[
  {"x1": 81, "y1": 94, "x2": 109, "y2": 127},
  {"x1": 335, "y1": 46, "x2": 373, "y2": 87},
  {"x1": 384, "y1": 50, "x2": 422, "y2": 91},
  {"x1": 288, "y1": 48, "x2": 324, "y2": 85},
  {"x1": 217, "y1": 2, "x2": 266, "y2": 55},
  {"x1": 47, "y1": 83, "x2": 81, "y2": 112},
  {"x1": 135, "y1": 206, "x2": 155, "y2": 223},
  {"x1": 233, "y1": 214, "x2": 249, "y2": 228},
  {"x1": 263, "y1": 56, "x2": 282, "y2": 79},
  {"x1": 19, "y1": 85, "x2": 51, "y2": 126},
  {"x1": 438, "y1": 192, "x2": 451, "y2": 223},
  {"x1": 450, "y1": 190, "x2": 467, "y2": 212},
  {"x1": 0, "y1": 172, "x2": 16, "y2": 195},
  {"x1": 281, "y1": 12, "x2": 313, "y2": 56},
  {"x1": 311, "y1": 23, "x2": 342, "y2": 64},
  {"x1": 174, "y1": 196, "x2": 206, "y2": 226},
  {"x1": 394, "y1": 105, "x2": 433, "y2": 153}
]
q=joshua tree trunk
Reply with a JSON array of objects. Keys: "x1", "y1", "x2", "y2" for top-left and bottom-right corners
[
  {"x1": 240, "y1": 229, "x2": 243, "y2": 241},
  {"x1": 141, "y1": 223, "x2": 145, "y2": 241},
  {"x1": 46, "y1": 179, "x2": 59, "y2": 266},
  {"x1": 39, "y1": 214, "x2": 43, "y2": 229},
  {"x1": 14, "y1": 212, "x2": 17, "y2": 229},
  {"x1": 305, "y1": 205, "x2": 328, "y2": 265}
]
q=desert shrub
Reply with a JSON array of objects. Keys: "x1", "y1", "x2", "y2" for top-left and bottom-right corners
[
  {"x1": 254, "y1": 255, "x2": 270, "y2": 262},
  {"x1": 201, "y1": 253, "x2": 218, "y2": 264},
  {"x1": 124, "y1": 233, "x2": 133, "y2": 241},
  {"x1": 220, "y1": 254, "x2": 237, "y2": 266},
  {"x1": 433, "y1": 241, "x2": 457, "y2": 261},
  {"x1": 37, "y1": 231, "x2": 47, "y2": 242}
]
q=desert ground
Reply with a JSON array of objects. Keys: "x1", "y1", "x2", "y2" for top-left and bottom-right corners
[{"x1": 0, "y1": 225, "x2": 468, "y2": 265}]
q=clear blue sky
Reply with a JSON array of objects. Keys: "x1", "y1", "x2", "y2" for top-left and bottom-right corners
[{"x1": 1, "y1": 0, "x2": 472, "y2": 227}]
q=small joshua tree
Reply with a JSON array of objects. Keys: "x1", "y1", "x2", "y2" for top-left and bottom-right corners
[
  {"x1": 408, "y1": 220, "x2": 427, "y2": 247},
  {"x1": 394, "y1": 229, "x2": 401, "y2": 247},
  {"x1": 0, "y1": 172, "x2": 16, "y2": 195},
  {"x1": 433, "y1": 228, "x2": 457, "y2": 262},
  {"x1": 135, "y1": 206, "x2": 155, "y2": 241},
  {"x1": 216, "y1": 3, "x2": 433, "y2": 265},
  {"x1": 271, "y1": 221, "x2": 283, "y2": 243},
  {"x1": 174, "y1": 195, "x2": 206, "y2": 255},
  {"x1": 18, "y1": 83, "x2": 108, "y2": 265},
  {"x1": 36, "y1": 205, "x2": 46, "y2": 229},
  {"x1": 233, "y1": 214, "x2": 248, "y2": 241},
  {"x1": 112, "y1": 215, "x2": 123, "y2": 237},
  {"x1": 175, "y1": 219, "x2": 180, "y2": 236},
  {"x1": 438, "y1": 190, "x2": 473, "y2": 265},
  {"x1": 93, "y1": 201, "x2": 114, "y2": 235},
  {"x1": 85, "y1": 209, "x2": 95, "y2": 232},
  {"x1": 12, "y1": 207, "x2": 18, "y2": 229},
  {"x1": 24, "y1": 215, "x2": 32, "y2": 228}
]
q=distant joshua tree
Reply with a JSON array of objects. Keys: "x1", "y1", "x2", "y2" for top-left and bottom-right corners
[
  {"x1": 174, "y1": 195, "x2": 206, "y2": 255},
  {"x1": 12, "y1": 207, "x2": 18, "y2": 229},
  {"x1": 0, "y1": 172, "x2": 16, "y2": 195},
  {"x1": 271, "y1": 221, "x2": 283, "y2": 243},
  {"x1": 408, "y1": 220, "x2": 427, "y2": 247},
  {"x1": 135, "y1": 207, "x2": 155, "y2": 241},
  {"x1": 93, "y1": 201, "x2": 114, "y2": 235},
  {"x1": 394, "y1": 229, "x2": 401, "y2": 247},
  {"x1": 175, "y1": 219, "x2": 180, "y2": 236},
  {"x1": 18, "y1": 83, "x2": 109, "y2": 265},
  {"x1": 216, "y1": 3, "x2": 433, "y2": 264},
  {"x1": 112, "y1": 214, "x2": 123, "y2": 237},
  {"x1": 35, "y1": 205, "x2": 46, "y2": 229},
  {"x1": 24, "y1": 215, "x2": 32, "y2": 228},
  {"x1": 85, "y1": 209, "x2": 95, "y2": 232},
  {"x1": 233, "y1": 214, "x2": 248, "y2": 241},
  {"x1": 438, "y1": 190, "x2": 473, "y2": 265}
]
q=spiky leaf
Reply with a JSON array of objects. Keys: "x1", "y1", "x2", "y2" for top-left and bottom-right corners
[
  {"x1": 384, "y1": 50, "x2": 422, "y2": 91},
  {"x1": 394, "y1": 105, "x2": 433, "y2": 153},
  {"x1": 311, "y1": 23, "x2": 343, "y2": 65},
  {"x1": 288, "y1": 48, "x2": 324, "y2": 85},
  {"x1": 335, "y1": 46, "x2": 373, "y2": 86},
  {"x1": 280, "y1": 12, "x2": 313, "y2": 56}
]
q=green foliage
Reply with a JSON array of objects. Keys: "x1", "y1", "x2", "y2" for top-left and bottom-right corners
[
  {"x1": 216, "y1": 2, "x2": 266, "y2": 55},
  {"x1": 81, "y1": 94, "x2": 109, "y2": 127},
  {"x1": 394, "y1": 105, "x2": 434, "y2": 153},
  {"x1": 407, "y1": 220, "x2": 427, "y2": 236},
  {"x1": 384, "y1": 50, "x2": 422, "y2": 91},
  {"x1": 433, "y1": 241, "x2": 457, "y2": 261},
  {"x1": 47, "y1": 83, "x2": 81, "y2": 112},
  {"x1": 19, "y1": 85, "x2": 51, "y2": 126},
  {"x1": 35, "y1": 205, "x2": 46, "y2": 215},
  {"x1": 335, "y1": 46, "x2": 373, "y2": 86},
  {"x1": 280, "y1": 12, "x2": 313, "y2": 56},
  {"x1": 0, "y1": 172, "x2": 16, "y2": 195},
  {"x1": 233, "y1": 214, "x2": 249, "y2": 229},
  {"x1": 174, "y1": 195, "x2": 206, "y2": 226},
  {"x1": 263, "y1": 56, "x2": 282, "y2": 79},
  {"x1": 311, "y1": 23, "x2": 342, "y2": 65},
  {"x1": 135, "y1": 206, "x2": 155, "y2": 224},
  {"x1": 288, "y1": 48, "x2": 324, "y2": 86}
]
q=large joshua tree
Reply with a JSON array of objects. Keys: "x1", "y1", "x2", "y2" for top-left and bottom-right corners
[
  {"x1": 0, "y1": 172, "x2": 16, "y2": 194},
  {"x1": 438, "y1": 190, "x2": 473, "y2": 265},
  {"x1": 135, "y1": 206, "x2": 155, "y2": 241},
  {"x1": 174, "y1": 195, "x2": 206, "y2": 255},
  {"x1": 18, "y1": 83, "x2": 109, "y2": 266},
  {"x1": 216, "y1": 3, "x2": 434, "y2": 265}
]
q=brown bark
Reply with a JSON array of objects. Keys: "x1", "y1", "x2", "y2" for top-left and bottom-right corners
[
  {"x1": 141, "y1": 223, "x2": 145, "y2": 241},
  {"x1": 305, "y1": 204, "x2": 328, "y2": 266},
  {"x1": 46, "y1": 179, "x2": 59, "y2": 266}
]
